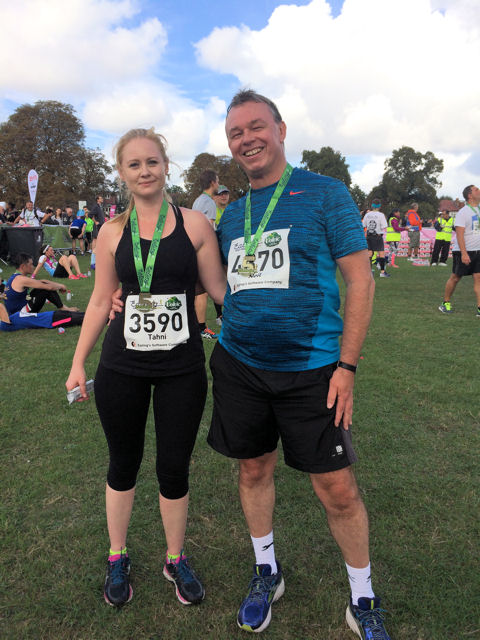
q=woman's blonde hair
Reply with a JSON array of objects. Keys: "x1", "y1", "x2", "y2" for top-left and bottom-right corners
[{"x1": 112, "y1": 127, "x2": 171, "y2": 229}]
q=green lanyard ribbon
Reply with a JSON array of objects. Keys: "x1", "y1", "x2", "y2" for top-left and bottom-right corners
[
  {"x1": 130, "y1": 200, "x2": 169, "y2": 293},
  {"x1": 244, "y1": 163, "x2": 293, "y2": 256}
]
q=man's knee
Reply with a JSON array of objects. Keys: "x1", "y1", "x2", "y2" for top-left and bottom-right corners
[
  {"x1": 239, "y1": 452, "x2": 276, "y2": 487},
  {"x1": 311, "y1": 468, "x2": 362, "y2": 514}
]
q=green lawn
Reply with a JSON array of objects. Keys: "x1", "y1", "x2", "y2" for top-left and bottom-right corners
[{"x1": 1, "y1": 256, "x2": 479, "y2": 639}]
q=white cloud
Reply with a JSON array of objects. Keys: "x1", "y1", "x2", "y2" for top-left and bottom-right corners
[
  {"x1": 351, "y1": 155, "x2": 388, "y2": 194},
  {"x1": 0, "y1": 0, "x2": 167, "y2": 98},
  {"x1": 195, "y1": 0, "x2": 480, "y2": 168}
]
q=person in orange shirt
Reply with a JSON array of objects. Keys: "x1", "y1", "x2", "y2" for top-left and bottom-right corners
[{"x1": 406, "y1": 203, "x2": 422, "y2": 260}]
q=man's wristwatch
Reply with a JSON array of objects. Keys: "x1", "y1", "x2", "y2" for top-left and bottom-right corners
[{"x1": 337, "y1": 361, "x2": 357, "y2": 374}]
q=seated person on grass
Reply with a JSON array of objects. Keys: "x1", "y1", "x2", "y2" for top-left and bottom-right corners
[
  {"x1": 5, "y1": 252, "x2": 79, "y2": 316},
  {"x1": 0, "y1": 295, "x2": 84, "y2": 332},
  {"x1": 32, "y1": 245, "x2": 86, "y2": 280}
]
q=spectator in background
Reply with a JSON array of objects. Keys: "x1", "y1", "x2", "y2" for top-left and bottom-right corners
[
  {"x1": 62, "y1": 207, "x2": 75, "y2": 226},
  {"x1": 53, "y1": 207, "x2": 63, "y2": 224},
  {"x1": 84, "y1": 209, "x2": 94, "y2": 253},
  {"x1": 41, "y1": 207, "x2": 55, "y2": 224},
  {"x1": 214, "y1": 185, "x2": 230, "y2": 228},
  {"x1": 33, "y1": 244, "x2": 86, "y2": 280},
  {"x1": 0, "y1": 297, "x2": 84, "y2": 332},
  {"x1": 406, "y1": 203, "x2": 422, "y2": 260},
  {"x1": 90, "y1": 196, "x2": 105, "y2": 270},
  {"x1": 69, "y1": 215, "x2": 86, "y2": 255},
  {"x1": 5, "y1": 203, "x2": 18, "y2": 224},
  {"x1": 0, "y1": 203, "x2": 6, "y2": 223},
  {"x1": 213, "y1": 185, "x2": 230, "y2": 326},
  {"x1": 438, "y1": 185, "x2": 480, "y2": 316},
  {"x1": 5, "y1": 252, "x2": 78, "y2": 315},
  {"x1": 386, "y1": 208, "x2": 407, "y2": 268},
  {"x1": 362, "y1": 199, "x2": 389, "y2": 277},
  {"x1": 14, "y1": 201, "x2": 43, "y2": 227},
  {"x1": 431, "y1": 210, "x2": 454, "y2": 266},
  {"x1": 192, "y1": 169, "x2": 220, "y2": 339}
]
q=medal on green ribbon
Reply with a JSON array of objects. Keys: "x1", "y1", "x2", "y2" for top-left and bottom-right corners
[
  {"x1": 130, "y1": 200, "x2": 169, "y2": 306},
  {"x1": 238, "y1": 163, "x2": 293, "y2": 277}
]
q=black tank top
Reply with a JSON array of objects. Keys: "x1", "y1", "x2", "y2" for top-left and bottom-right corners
[{"x1": 100, "y1": 205, "x2": 204, "y2": 376}]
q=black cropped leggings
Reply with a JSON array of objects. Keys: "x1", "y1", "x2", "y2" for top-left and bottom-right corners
[
  {"x1": 94, "y1": 364, "x2": 207, "y2": 499},
  {"x1": 29, "y1": 288, "x2": 63, "y2": 311}
]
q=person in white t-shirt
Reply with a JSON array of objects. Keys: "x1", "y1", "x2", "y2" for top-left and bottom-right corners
[
  {"x1": 362, "y1": 199, "x2": 389, "y2": 277},
  {"x1": 14, "y1": 201, "x2": 44, "y2": 227},
  {"x1": 438, "y1": 184, "x2": 480, "y2": 315}
]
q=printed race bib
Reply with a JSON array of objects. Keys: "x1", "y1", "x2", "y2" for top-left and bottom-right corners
[
  {"x1": 124, "y1": 293, "x2": 189, "y2": 351},
  {"x1": 227, "y1": 228, "x2": 291, "y2": 294}
]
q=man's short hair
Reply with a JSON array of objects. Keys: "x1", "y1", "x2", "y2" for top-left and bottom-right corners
[
  {"x1": 227, "y1": 89, "x2": 283, "y2": 124},
  {"x1": 15, "y1": 252, "x2": 33, "y2": 266},
  {"x1": 463, "y1": 185, "x2": 474, "y2": 202},
  {"x1": 96, "y1": 196, "x2": 102, "y2": 202},
  {"x1": 199, "y1": 169, "x2": 218, "y2": 191},
  {"x1": 411, "y1": 202, "x2": 418, "y2": 210}
]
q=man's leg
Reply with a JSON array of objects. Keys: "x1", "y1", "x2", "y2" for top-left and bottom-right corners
[
  {"x1": 310, "y1": 468, "x2": 391, "y2": 638},
  {"x1": 472, "y1": 272, "x2": 480, "y2": 309},
  {"x1": 439, "y1": 241, "x2": 449, "y2": 264},
  {"x1": 431, "y1": 239, "x2": 441, "y2": 264},
  {"x1": 444, "y1": 274, "x2": 461, "y2": 302},
  {"x1": 238, "y1": 450, "x2": 278, "y2": 539},
  {"x1": 310, "y1": 467, "x2": 369, "y2": 569},
  {"x1": 237, "y1": 450, "x2": 285, "y2": 633}
]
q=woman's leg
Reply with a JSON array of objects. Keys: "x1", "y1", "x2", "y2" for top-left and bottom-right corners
[
  {"x1": 66, "y1": 253, "x2": 82, "y2": 274},
  {"x1": 95, "y1": 364, "x2": 152, "y2": 549},
  {"x1": 58, "y1": 255, "x2": 74, "y2": 276},
  {"x1": 152, "y1": 368, "x2": 207, "y2": 554}
]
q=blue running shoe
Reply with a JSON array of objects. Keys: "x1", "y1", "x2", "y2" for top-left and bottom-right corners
[
  {"x1": 237, "y1": 563, "x2": 285, "y2": 633},
  {"x1": 163, "y1": 553, "x2": 205, "y2": 605},
  {"x1": 346, "y1": 596, "x2": 391, "y2": 639},
  {"x1": 104, "y1": 554, "x2": 132, "y2": 606}
]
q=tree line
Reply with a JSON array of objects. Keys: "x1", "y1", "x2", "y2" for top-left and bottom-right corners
[{"x1": 0, "y1": 100, "x2": 445, "y2": 219}]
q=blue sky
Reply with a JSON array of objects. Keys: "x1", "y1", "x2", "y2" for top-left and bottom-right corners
[{"x1": 1, "y1": 0, "x2": 479, "y2": 197}]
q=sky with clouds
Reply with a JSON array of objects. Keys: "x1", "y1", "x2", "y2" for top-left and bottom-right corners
[{"x1": 1, "y1": 0, "x2": 479, "y2": 199}]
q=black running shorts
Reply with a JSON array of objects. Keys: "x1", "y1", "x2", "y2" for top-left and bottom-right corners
[
  {"x1": 53, "y1": 264, "x2": 68, "y2": 278},
  {"x1": 366, "y1": 233, "x2": 384, "y2": 252},
  {"x1": 207, "y1": 343, "x2": 357, "y2": 474},
  {"x1": 453, "y1": 250, "x2": 480, "y2": 276}
]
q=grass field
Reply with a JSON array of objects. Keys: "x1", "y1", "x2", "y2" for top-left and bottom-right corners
[{"x1": 1, "y1": 255, "x2": 479, "y2": 640}]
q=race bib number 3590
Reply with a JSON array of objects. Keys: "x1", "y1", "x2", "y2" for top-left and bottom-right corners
[
  {"x1": 227, "y1": 228, "x2": 291, "y2": 294},
  {"x1": 124, "y1": 293, "x2": 189, "y2": 351}
]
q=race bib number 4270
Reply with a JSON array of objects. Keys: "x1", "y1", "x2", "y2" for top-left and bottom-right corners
[
  {"x1": 227, "y1": 228, "x2": 291, "y2": 294},
  {"x1": 124, "y1": 293, "x2": 189, "y2": 351}
]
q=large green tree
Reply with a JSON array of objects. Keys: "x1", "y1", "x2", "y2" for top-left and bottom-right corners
[
  {"x1": 300, "y1": 147, "x2": 351, "y2": 187},
  {"x1": 349, "y1": 184, "x2": 367, "y2": 210},
  {"x1": 369, "y1": 146, "x2": 443, "y2": 219},
  {"x1": 182, "y1": 152, "x2": 249, "y2": 205},
  {"x1": 0, "y1": 100, "x2": 113, "y2": 207}
]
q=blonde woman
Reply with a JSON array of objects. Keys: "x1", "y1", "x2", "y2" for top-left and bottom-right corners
[{"x1": 66, "y1": 128, "x2": 226, "y2": 607}]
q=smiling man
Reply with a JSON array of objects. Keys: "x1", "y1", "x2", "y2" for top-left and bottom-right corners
[{"x1": 207, "y1": 90, "x2": 389, "y2": 639}]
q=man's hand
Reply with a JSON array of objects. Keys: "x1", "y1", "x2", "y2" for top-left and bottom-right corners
[
  {"x1": 461, "y1": 251, "x2": 471, "y2": 265},
  {"x1": 326, "y1": 367, "x2": 355, "y2": 429},
  {"x1": 57, "y1": 283, "x2": 67, "y2": 293},
  {"x1": 109, "y1": 287, "x2": 124, "y2": 321}
]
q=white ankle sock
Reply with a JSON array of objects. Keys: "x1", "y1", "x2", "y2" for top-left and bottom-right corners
[
  {"x1": 251, "y1": 531, "x2": 277, "y2": 573},
  {"x1": 345, "y1": 562, "x2": 375, "y2": 605}
]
